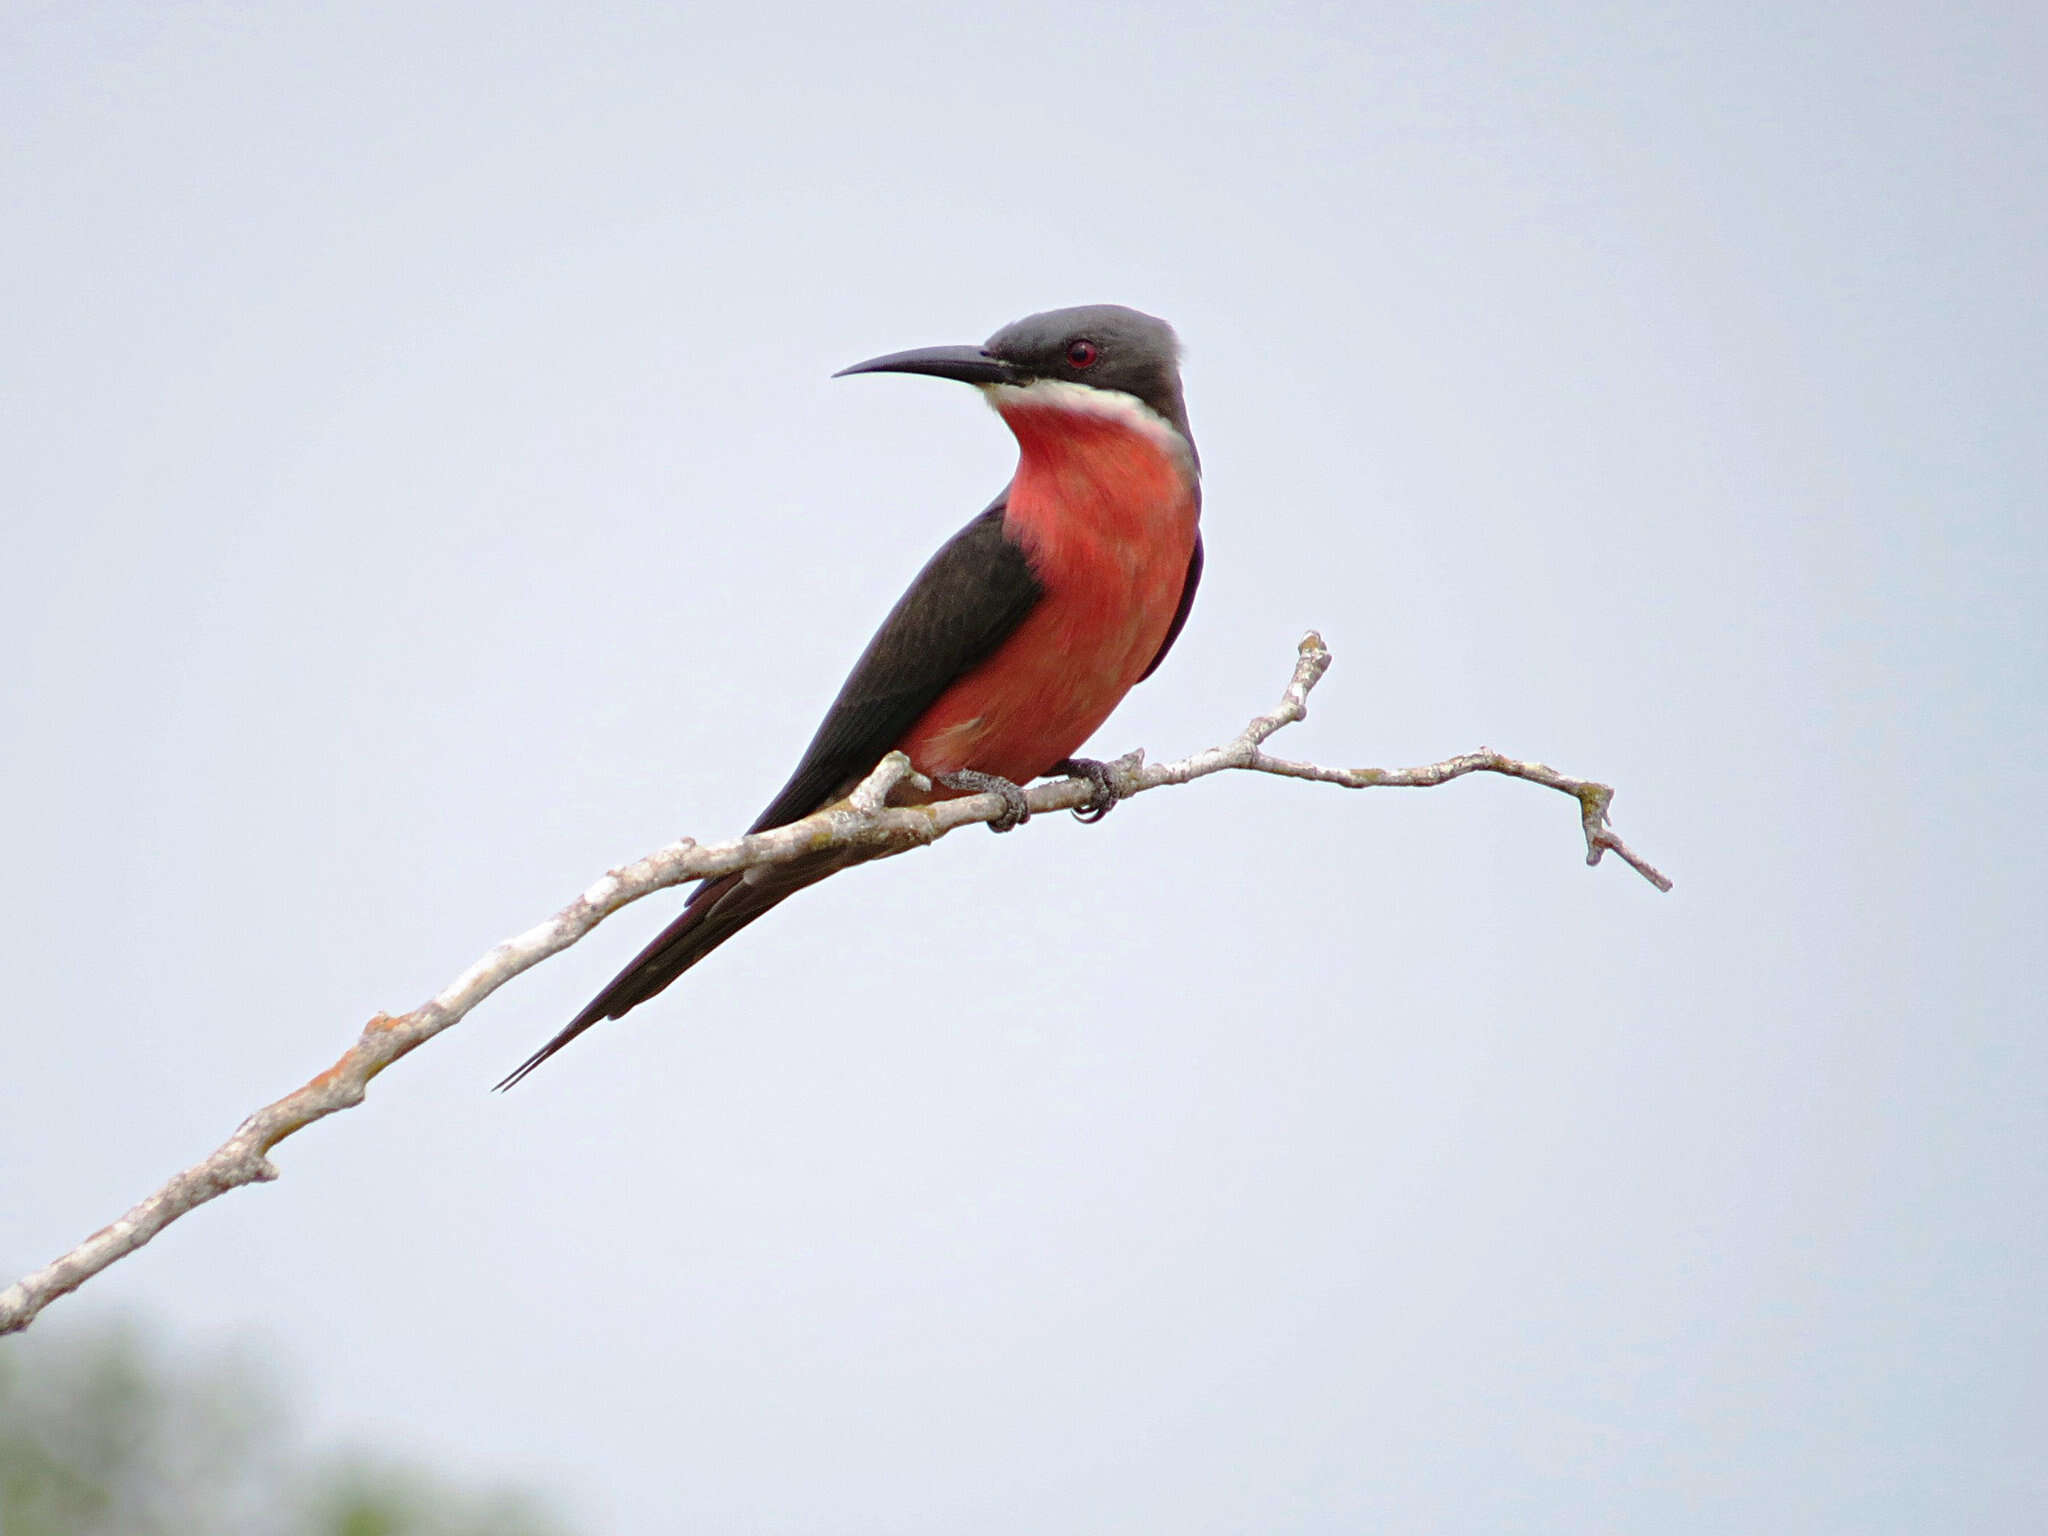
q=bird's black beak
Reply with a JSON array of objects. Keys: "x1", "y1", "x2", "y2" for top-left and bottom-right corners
[{"x1": 834, "y1": 344, "x2": 1018, "y2": 386}]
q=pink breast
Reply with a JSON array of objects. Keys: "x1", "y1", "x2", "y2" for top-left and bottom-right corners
[{"x1": 900, "y1": 400, "x2": 1200, "y2": 785}]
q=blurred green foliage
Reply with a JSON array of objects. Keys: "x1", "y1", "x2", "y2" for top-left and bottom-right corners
[{"x1": 0, "y1": 1324, "x2": 572, "y2": 1536}]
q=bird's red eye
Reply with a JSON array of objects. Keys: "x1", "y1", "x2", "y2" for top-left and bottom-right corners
[{"x1": 1066, "y1": 339, "x2": 1099, "y2": 368}]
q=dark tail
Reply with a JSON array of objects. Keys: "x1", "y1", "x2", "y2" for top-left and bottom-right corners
[{"x1": 494, "y1": 868, "x2": 809, "y2": 1090}]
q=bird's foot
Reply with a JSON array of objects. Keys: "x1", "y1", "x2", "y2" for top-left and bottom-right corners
[
  {"x1": 940, "y1": 769, "x2": 1031, "y2": 832},
  {"x1": 1050, "y1": 757, "x2": 1125, "y2": 824}
]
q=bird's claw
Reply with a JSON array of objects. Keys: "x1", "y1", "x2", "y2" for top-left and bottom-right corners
[
  {"x1": 1051, "y1": 757, "x2": 1123, "y2": 823},
  {"x1": 939, "y1": 769, "x2": 1032, "y2": 832}
]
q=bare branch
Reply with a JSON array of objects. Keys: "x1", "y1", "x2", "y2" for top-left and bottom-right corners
[{"x1": 0, "y1": 632, "x2": 1667, "y2": 1336}]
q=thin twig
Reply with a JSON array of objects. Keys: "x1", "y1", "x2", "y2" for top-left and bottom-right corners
[{"x1": 0, "y1": 631, "x2": 1666, "y2": 1336}]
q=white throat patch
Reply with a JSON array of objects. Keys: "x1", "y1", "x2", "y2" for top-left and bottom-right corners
[{"x1": 983, "y1": 378, "x2": 1194, "y2": 468}]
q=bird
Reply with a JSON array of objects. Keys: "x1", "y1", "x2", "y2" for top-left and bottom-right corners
[{"x1": 497, "y1": 304, "x2": 1202, "y2": 1088}]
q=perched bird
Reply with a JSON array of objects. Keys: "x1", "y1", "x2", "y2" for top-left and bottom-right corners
[{"x1": 499, "y1": 304, "x2": 1202, "y2": 1087}]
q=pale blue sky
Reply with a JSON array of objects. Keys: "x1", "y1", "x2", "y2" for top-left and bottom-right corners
[{"x1": 4, "y1": 3, "x2": 2043, "y2": 1530}]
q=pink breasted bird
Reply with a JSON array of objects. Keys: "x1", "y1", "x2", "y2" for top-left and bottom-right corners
[{"x1": 499, "y1": 305, "x2": 1202, "y2": 1087}]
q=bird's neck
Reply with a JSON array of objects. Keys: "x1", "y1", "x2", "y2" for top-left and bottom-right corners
[
  {"x1": 989, "y1": 379, "x2": 1196, "y2": 477},
  {"x1": 989, "y1": 382, "x2": 1199, "y2": 560}
]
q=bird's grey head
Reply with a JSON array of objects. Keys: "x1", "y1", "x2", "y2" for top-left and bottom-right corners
[
  {"x1": 982, "y1": 305, "x2": 1192, "y2": 444},
  {"x1": 836, "y1": 303, "x2": 1194, "y2": 451}
]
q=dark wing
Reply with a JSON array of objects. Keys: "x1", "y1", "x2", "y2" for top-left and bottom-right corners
[
  {"x1": 1137, "y1": 530, "x2": 1203, "y2": 683},
  {"x1": 495, "y1": 500, "x2": 1042, "y2": 1089},
  {"x1": 744, "y1": 499, "x2": 1043, "y2": 832}
]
